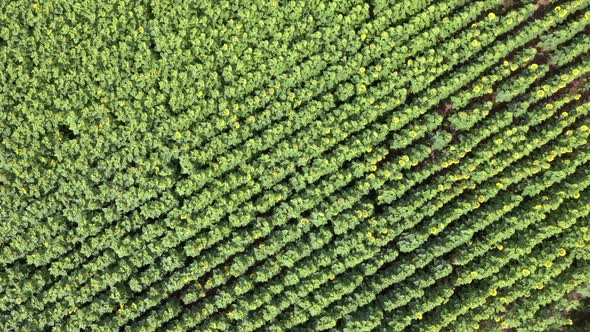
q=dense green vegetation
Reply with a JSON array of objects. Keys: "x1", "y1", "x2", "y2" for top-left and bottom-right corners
[{"x1": 1, "y1": 0, "x2": 589, "y2": 330}]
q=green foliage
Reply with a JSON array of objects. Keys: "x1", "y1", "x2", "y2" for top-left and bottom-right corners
[{"x1": 1, "y1": 0, "x2": 590, "y2": 331}]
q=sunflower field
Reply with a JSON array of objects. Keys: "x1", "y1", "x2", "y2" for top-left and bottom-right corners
[{"x1": 1, "y1": 0, "x2": 590, "y2": 331}]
